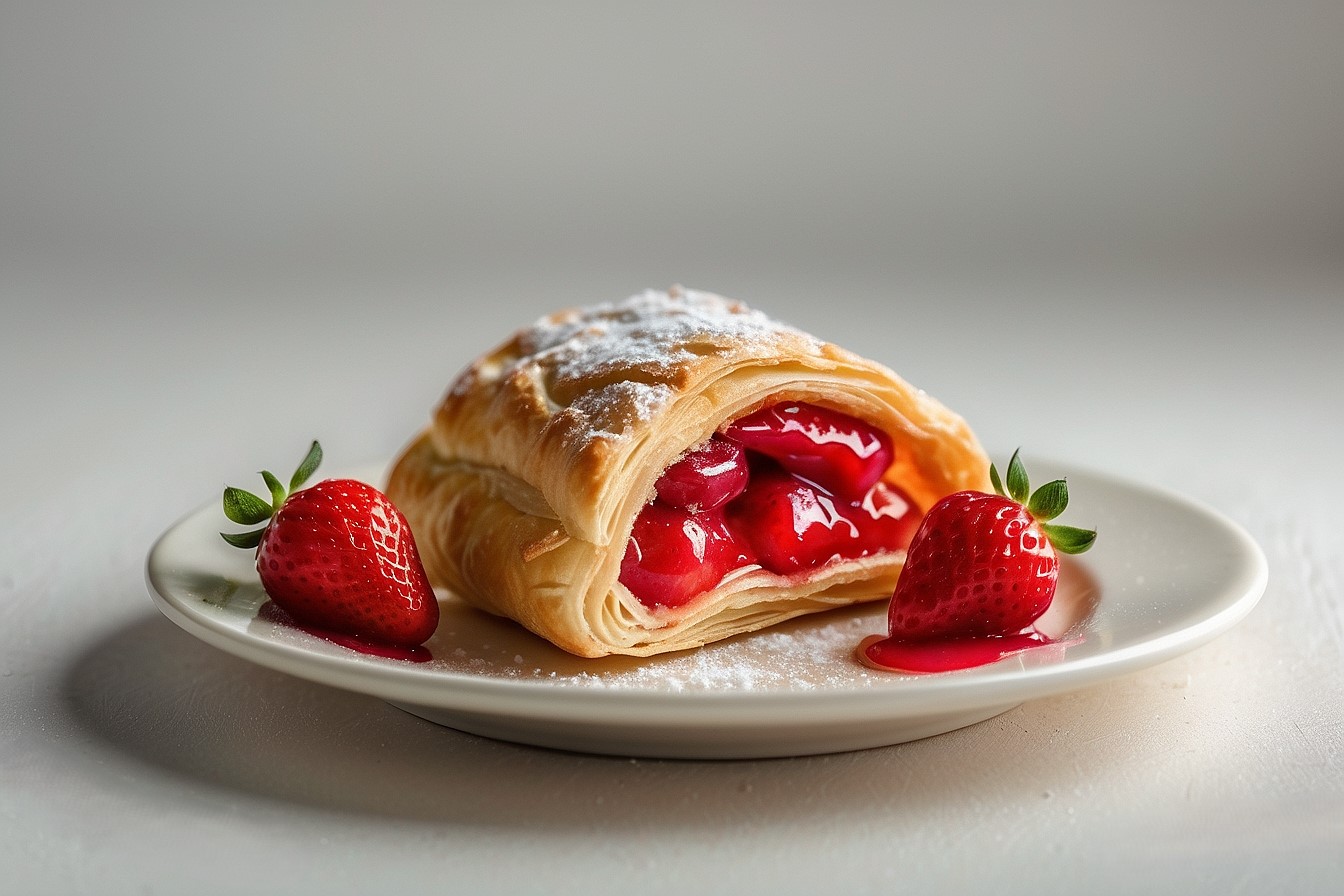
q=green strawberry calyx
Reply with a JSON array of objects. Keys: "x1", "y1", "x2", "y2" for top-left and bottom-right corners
[
  {"x1": 988, "y1": 449, "x2": 1097, "y2": 555},
  {"x1": 219, "y1": 441, "x2": 324, "y2": 550}
]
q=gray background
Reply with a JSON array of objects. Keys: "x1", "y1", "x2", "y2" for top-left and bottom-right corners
[
  {"x1": 3, "y1": 3, "x2": 1341, "y2": 894},
  {"x1": 5, "y1": 2, "x2": 1341, "y2": 480}
]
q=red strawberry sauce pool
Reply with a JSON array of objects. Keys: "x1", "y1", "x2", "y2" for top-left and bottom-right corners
[
  {"x1": 858, "y1": 555, "x2": 1099, "y2": 673},
  {"x1": 258, "y1": 601, "x2": 433, "y2": 663},
  {"x1": 857, "y1": 630, "x2": 1056, "y2": 673}
]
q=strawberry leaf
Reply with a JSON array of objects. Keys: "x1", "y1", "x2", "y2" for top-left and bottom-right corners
[
  {"x1": 989, "y1": 462, "x2": 1006, "y2": 498},
  {"x1": 1028, "y1": 479, "x2": 1069, "y2": 521},
  {"x1": 290, "y1": 441, "x2": 323, "y2": 492},
  {"x1": 222, "y1": 487, "x2": 273, "y2": 525},
  {"x1": 220, "y1": 527, "x2": 266, "y2": 549},
  {"x1": 1040, "y1": 522, "x2": 1097, "y2": 554},
  {"x1": 260, "y1": 470, "x2": 287, "y2": 508},
  {"x1": 1005, "y1": 449, "x2": 1030, "y2": 505}
]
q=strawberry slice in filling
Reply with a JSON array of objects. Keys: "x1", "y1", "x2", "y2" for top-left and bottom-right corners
[
  {"x1": 723, "y1": 401, "x2": 893, "y2": 499},
  {"x1": 726, "y1": 465, "x2": 919, "y2": 574},
  {"x1": 619, "y1": 503, "x2": 752, "y2": 609},
  {"x1": 653, "y1": 435, "x2": 749, "y2": 511},
  {"x1": 618, "y1": 402, "x2": 921, "y2": 610}
]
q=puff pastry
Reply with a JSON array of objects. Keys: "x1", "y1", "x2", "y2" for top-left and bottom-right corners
[{"x1": 386, "y1": 287, "x2": 989, "y2": 657}]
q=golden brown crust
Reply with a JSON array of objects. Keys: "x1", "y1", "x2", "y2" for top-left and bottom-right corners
[{"x1": 387, "y1": 287, "x2": 989, "y2": 657}]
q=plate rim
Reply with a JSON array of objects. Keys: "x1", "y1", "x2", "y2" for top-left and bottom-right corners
[{"x1": 145, "y1": 460, "x2": 1267, "y2": 733}]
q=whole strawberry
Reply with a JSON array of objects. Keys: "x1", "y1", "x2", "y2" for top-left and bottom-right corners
[
  {"x1": 220, "y1": 441, "x2": 439, "y2": 647},
  {"x1": 887, "y1": 451, "x2": 1095, "y2": 641}
]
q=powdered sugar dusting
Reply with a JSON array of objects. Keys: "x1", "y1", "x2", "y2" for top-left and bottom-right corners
[
  {"x1": 520, "y1": 287, "x2": 815, "y2": 381},
  {"x1": 568, "y1": 380, "x2": 676, "y2": 439},
  {"x1": 509, "y1": 287, "x2": 821, "y2": 440},
  {"x1": 405, "y1": 598, "x2": 898, "y2": 692},
  {"x1": 564, "y1": 616, "x2": 888, "y2": 691}
]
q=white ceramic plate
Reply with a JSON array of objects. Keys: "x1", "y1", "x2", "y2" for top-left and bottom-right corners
[{"x1": 146, "y1": 460, "x2": 1265, "y2": 759}]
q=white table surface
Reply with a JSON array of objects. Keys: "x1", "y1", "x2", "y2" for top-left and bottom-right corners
[{"x1": 3, "y1": 5, "x2": 1341, "y2": 894}]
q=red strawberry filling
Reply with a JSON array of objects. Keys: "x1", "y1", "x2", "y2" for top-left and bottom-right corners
[
  {"x1": 724, "y1": 402, "x2": 893, "y2": 499},
  {"x1": 618, "y1": 402, "x2": 919, "y2": 610},
  {"x1": 619, "y1": 504, "x2": 751, "y2": 609},
  {"x1": 653, "y1": 436, "x2": 749, "y2": 511},
  {"x1": 726, "y1": 465, "x2": 919, "y2": 574}
]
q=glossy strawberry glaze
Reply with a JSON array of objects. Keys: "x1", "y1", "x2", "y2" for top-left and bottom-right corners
[
  {"x1": 619, "y1": 504, "x2": 752, "y2": 609},
  {"x1": 258, "y1": 601, "x2": 433, "y2": 663},
  {"x1": 727, "y1": 465, "x2": 919, "y2": 574},
  {"x1": 654, "y1": 436, "x2": 750, "y2": 510},
  {"x1": 618, "y1": 402, "x2": 918, "y2": 610},
  {"x1": 724, "y1": 403, "x2": 893, "y2": 499},
  {"x1": 858, "y1": 630, "x2": 1053, "y2": 673}
]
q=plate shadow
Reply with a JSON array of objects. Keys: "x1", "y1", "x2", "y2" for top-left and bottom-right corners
[{"x1": 59, "y1": 606, "x2": 1168, "y2": 830}]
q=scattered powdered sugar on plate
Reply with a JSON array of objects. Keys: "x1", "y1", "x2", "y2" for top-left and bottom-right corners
[
  {"x1": 409, "y1": 599, "x2": 896, "y2": 693},
  {"x1": 574, "y1": 615, "x2": 888, "y2": 691}
]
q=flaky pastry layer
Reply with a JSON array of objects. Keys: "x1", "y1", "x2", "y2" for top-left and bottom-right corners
[{"x1": 387, "y1": 287, "x2": 989, "y2": 657}]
